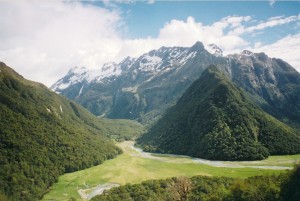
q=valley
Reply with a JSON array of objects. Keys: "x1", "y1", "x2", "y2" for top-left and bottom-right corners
[
  {"x1": 1, "y1": 1, "x2": 300, "y2": 200},
  {"x1": 2, "y1": 56, "x2": 299, "y2": 201},
  {"x1": 42, "y1": 140, "x2": 300, "y2": 201}
]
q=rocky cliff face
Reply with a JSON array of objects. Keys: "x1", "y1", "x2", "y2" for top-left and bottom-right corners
[
  {"x1": 51, "y1": 42, "x2": 300, "y2": 125},
  {"x1": 227, "y1": 51, "x2": 300, "y2": 124}
]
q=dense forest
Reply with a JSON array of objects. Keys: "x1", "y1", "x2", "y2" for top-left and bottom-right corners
[
  {"x1": 0, "y1": 63, "x2": 143, "y2": 200},
  {"x1": 137, "y1": 66, "x2": 300, "y2": 161},
  {"x1": 92, "y1": 165, "x2": 300, "y2": 201}
]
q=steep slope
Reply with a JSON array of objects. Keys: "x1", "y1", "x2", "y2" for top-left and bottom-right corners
[
  {"x1": 228, "y1": 51, "x2": 300, "y2": 126},
  {"x1": 51, "y1": 42, "x2": 300, "y2": 127},
  {"x1": 0, "y1": 62, "x2": 126, "y2": 201},
  {"x1": 137, "y1": 66, "x2": 300, "y2": 161},
  {"x1": 52, "y1": 42, "x2": 228, "y2": 124}
]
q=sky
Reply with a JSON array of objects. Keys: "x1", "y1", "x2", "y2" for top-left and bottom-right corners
[{"x1": 0, "y1": 0, "x2": 299, "y2": 87}]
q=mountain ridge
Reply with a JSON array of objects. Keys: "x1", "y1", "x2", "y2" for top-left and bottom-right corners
[
  {"x1": 51, "y1": 41, "x2": 300, "y2": 127},
  {"x1": 136, "y1": 66, "x2": 300, "y2": 161}
]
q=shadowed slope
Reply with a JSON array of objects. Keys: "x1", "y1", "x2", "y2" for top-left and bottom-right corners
[{"x1": 137, "y1": 66, "x2": 300, "y2": 161}]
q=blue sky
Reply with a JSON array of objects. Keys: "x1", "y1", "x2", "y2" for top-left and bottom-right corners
[
  {"x1": 0, "y1": 0, "x2": 299, "y2": 86},
  {"x1": 115, "y1": 1, "x2": 299, "y2": 40}
]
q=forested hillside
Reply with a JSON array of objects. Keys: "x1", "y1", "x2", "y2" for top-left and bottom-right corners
[
  {"x1": 137, "y1": 66, "x2": 300, "y2": 160},
  {"x1": 92, "y1": 165, "x2": 300, "y2": 201},
  {"x1": 0, "y1": 62, "x2": 139, "y2": 200}
]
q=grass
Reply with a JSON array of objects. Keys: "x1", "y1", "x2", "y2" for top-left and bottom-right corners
[
  {"x1": 98, "y1": 118, "x2": 146, "y2": 141},
  {"x1": 223, "y1": 154, "x2": 300, "y2": 167},
  {"x1": 41, "y1": 141, "x2": 296, "y2": 201}
]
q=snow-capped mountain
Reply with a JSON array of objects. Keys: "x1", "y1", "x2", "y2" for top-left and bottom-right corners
[
  {"x1": 241, "y1": 50, "x2": 254, "y2": 56},
  {"x1": 51, "y1": 41, "x2": 300, "y2": 125},
  {"x1": 52, "y1": 62, "x2": 123, "y2": 92},
  {"x1": 52, "y1": 45, "x2": 199, "y2": 92},
  {"x1": 205, "y1": 44, "x2": 223, "y2": 57}
]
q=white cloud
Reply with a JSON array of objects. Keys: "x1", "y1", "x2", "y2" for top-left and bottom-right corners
[
  {"x1": 254, "y1": 42, "x2": 263, "y2": 48},
  {"x1": 253, "y1": 34, "x2": 300, "y2": 72},
  {"x1": 0, "y1": 1, "x2": 299, "y2": 87},
  {"x1": 221, "y1": 15, "x2": 252, "y2": 28},
  {"x1": 0, "y1": 1, "x2": 124, "y2": 86},
  {"x1": 147, "y1": 0, "x2": 155, "y2": 4},
  {"x1": 122, "y1": 15, "x2": 300, "y2": 72},
  {"x1": 246, "y1": 15, "x2": 299, "y2": 33},
  {"x1": 229, "y1": 15, "x2": 300, "y2": 36},
  {"x1": 102, "y1": 0, "x2": 135, "y2": 8},
  {"x1": 269, "y1": 0, "x2": 276, "y2": 6},
  {"x1": 118, "y1": 16, "x2": 251, "y2": 59}
]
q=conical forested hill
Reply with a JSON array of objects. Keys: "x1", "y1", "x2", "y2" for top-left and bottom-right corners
[
  {"x1": 0, "y1": 62, "x2": 131, "y2": 200},
  {"x1": 137, "y1": 66, "x2": 300, "y2": 161}
]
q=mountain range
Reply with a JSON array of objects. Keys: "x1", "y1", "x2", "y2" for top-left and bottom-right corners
[
  {"x1": 137, "y1": 66, "x2": 300, "y2": 160},
  {"x1": 0, "y1": 62, "x2": 142, "y2": 200},
  {"x1": 2, "y1": 40, "x2": 300, "y2": 200},
  {"x1": 51, "y1": 41, "x2": 300, "y2": 127}
]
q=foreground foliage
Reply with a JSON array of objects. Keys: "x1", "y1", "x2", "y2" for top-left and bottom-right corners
[
  {"x1": 92, "y1": 165, "x2": 300, "y2": 201},
  {"x1": 138, "y1": 66, "x2": 300, "y2": 161},
  {"x1": 0, "y1": 63, "x2": 130, "y2": 200}
]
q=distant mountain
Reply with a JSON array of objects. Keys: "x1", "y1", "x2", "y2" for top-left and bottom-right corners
[
  {"x1": 51, "y1": 42, "x2": 300, "y2": 126},
  {"x1": 227, "y1": 50, "x2": 300, "y2": 126},
  {"x1": 0, "y1": 62, "x2": 142, "y2": 200},
  {"x1": 51, "y1": 42, "x2": 227, "y2": 124},
  {"x1": 137, "y1": 66, "x2": 300, "y2": 161}
]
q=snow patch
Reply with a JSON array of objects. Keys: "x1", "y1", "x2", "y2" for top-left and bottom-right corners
[
  {"x1": 52, "y1": 62, "x2": 123, "y2": 91},
  {"x1": 169, "y1": 48, "x2": 182, "y2": 59},
  {"x1": 122, "y1": 86, "x2": 138, "y2": 93},
  {"x1": 52, "y1": 46, "x2": 192, "y2": 92},
  {"x1": 69, "y1": 66, "x2": 87, "y2": 75},
  {"x1": 167, "y1": 48, "x2": 188, "y2": 65},
  {"x1": 241, "y1": 50, "x2": 254, "y2": 56},
  {"x1": 205, "y1": 44, "x2": 223, "y2": 57},
  {"x1": 55, "y1": 82, "x2": 71, "y2": 90},
  {"x1": 139, "y1": 55, "x2": 162, "y2": 71},
  {"x1": 88, "y1": 63, "x2": 121, "y2": 82},
  {"x1": 179, "y1": 51, "x2": 197, "y2": 65},
  {"x1": 77, "y1": 83, "x2": 85, "y2": 97},
  {"x1": 98, "y1": 113, "x2": 106, "y2": 118},
  {"x1": 60, "y1": 105, "x2": 63, "y2": 113}
]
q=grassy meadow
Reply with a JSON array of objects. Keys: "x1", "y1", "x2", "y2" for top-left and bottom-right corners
[{"x1": 41, "y1": 141, "x2": 300, "y2": 201}]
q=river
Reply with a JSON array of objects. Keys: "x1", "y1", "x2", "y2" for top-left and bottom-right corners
[{"x1": 129, "y1": 142, "x2": 292, "y2": 170}]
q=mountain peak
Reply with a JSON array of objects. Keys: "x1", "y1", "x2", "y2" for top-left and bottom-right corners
[
  {"x1": 241, "y1": 50, "x2": 254, "y2": 56},
  {"x1": 189, "y1": 41, "x2": 205, "y2": 52},
  {"x1": 102, "y1": 62, "x2": 118, "y2": 72},
  {"x1": 205, "y1": 44, "x2": 223, "y2": 57},
  {"x1": 51, "y1": 42, "x2": 300, "y2": 127},
  {"x1": 68, "y1": 66, "x2": 88, "y2": 75}
]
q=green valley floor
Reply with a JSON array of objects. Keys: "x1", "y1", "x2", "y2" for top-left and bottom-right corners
[{"x1": 42, "y1": 141, "x2": 300, "y2": 201}]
